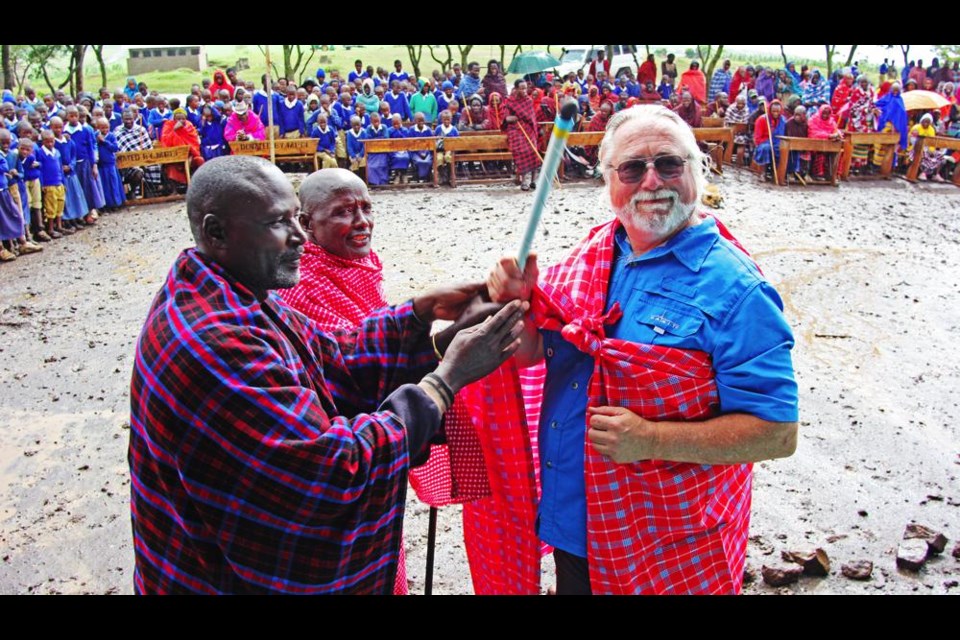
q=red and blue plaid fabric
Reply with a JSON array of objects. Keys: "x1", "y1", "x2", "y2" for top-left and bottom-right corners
[
  {"x1": 462, "y1": 213, "x2": 755, "y2": 594},
  {"x1": 129, "y1": 249, "x2": 438, "y2": 594}
]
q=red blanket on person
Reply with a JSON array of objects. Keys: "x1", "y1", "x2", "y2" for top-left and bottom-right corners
[
  {"x1": 277, "y1": 243, "x2": 492, "y2": 594},
  {"x1": 160, "y1": 120, "x2": 202, "y2": 184},
  {"x1": 460, "y1": 214, "x2": 755, "y2": 594},
  {"x1": 679, "y1": 69, "x2": 707, "y2": 104},
  {"x1": 502, "y1": 93, "x2": 542, "y2": 175}
]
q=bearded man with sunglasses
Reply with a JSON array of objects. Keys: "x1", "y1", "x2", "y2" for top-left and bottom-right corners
[{"x1": 484, "y1": 104, "x2": 798, "y2": 595}]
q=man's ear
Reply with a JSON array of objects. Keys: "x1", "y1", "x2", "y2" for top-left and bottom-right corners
[{"x1": 202, "y1": 213, "x2": 228, "y2": 249}]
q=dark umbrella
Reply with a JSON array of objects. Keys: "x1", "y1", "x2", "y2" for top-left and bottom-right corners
[{"x1": 507, "y1": 51, "x2": 562, "y2": 76}]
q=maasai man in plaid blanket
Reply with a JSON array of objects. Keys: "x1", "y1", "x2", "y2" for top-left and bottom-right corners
[
  {"x1": 129, "y1": 155, "x2": 526, "y2": 594},
  {"x1": 278, "y1": 169, "x2": 493, "y2": 594},
  {"x1": 480, "y1": 104, "x2": 798, "y2": 594},
  {"x1": 502, "y1": 79, "x2": 542, "y2": 191}
]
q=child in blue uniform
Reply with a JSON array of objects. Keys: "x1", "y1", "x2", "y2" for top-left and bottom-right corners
[
  {"x1": 387, "y1": 114, "x2": 411, "y2": 183},
  {"x1": 49, "y1": 116, "x2": 90, "y2": 229},
  {"x1": 363, "y1": 113, "x2": 390, "y2": 185},
  {"x1": 95, "y1": 117, "x2": 125, "y2": 211},
  {"x1": 433, "y1": 110, "x2": 459, "y2": 185},
  {"x1": 63, "y1": 106, "x2": 105, "y2": 221},
  {"x1": 34, "y1": 130, "x2": 68, "y2": 239},
  {"x1": 199, "y1": 105, "x2": 227, "y2": 161},
  {"x1": 346, "y1": 116, "x2": 366, "y2": 178},
  {"x1": 310, "y1": 113, "x2": 338, "y2": 169},
  {"x1": 408, "y1": 112, "x2": 435, "y2": 183}
]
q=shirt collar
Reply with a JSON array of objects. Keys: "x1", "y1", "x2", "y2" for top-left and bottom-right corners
[{"x1": 614, "y1": 214, "x2": 719, "y2": 273}]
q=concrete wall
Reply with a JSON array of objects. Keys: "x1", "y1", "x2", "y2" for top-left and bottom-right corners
[{"x1": 127, "y1": 46, "x2": 207, "y2": 76}]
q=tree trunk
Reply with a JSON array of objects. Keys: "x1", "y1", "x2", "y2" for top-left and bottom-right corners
[
  {"x1": 72, "y1": 44, "x2": 87, "y2": 94},
  {"x1": 457, "y1": 45, "x2": 474, "y2": 69},
  {"x1": 705, "y1": 45, "x2": 724, "y2": 82},
  {"x1": 900, "y1": 44, "x2": 911, "y2": 67},
  {"x1": 283, "y1": 45, "x2": 294, "y2": 81},
  {"x1": 498, "y1": 45, "x2": 506, "y2": 67},
  {"x1": 405, "y1": 45, "x2": 423, "y2": 78},
  {"x1": 780, "y1": 45, "x2": 788, "y2": 67},
  {"x1": 844, "y1": 45, "x2": 858, "y2": 67},
  {"x1": 428, "y1": 45, "x2": 453, "y2": 72},
  {"x1": 1, "y1": 44, "x2": 12, "y2": 90},
  {"x1": 92, "y1": 45, "x2": 107, "y2": 89},
  {"x1": 645, "y1": 44, "x2": 651, "y2": 57},
  {"x1": 825, "y1": 45, "x2": 835, "y2": 80}
]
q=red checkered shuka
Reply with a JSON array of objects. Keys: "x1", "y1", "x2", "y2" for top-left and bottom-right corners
[
  {"x1": 461, "y1": 213, "x2": 756, "y2": 595},
  {"x1": 502, "y1": 94, "x2": 543, "y2": 175},
  {"x1": 278, "y1": 244, "x2": 491, "y2": 594}
]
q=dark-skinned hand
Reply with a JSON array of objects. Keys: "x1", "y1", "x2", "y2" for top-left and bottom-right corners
[
  {"x1": 412, "y1": 281, "x2": 488, "y2": 324},
  {"x1": 434, "y1": 299, "x2": 528, "y2": 393}
]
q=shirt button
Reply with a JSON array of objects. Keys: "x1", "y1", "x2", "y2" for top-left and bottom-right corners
[
  {"x1": 571, "y1": 381, "x2": 579, "y2": 390},
  {"x1": 546, "y1": 461, "x2": 554, "y2": 469},
  {"x1": 550, "y1": 421, "x2": 558, "y2": 429},
  {"x1": 546, "y1": 347, "x2": 554, "y2": 358}
]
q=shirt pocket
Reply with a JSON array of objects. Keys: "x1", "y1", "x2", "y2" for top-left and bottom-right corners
[{"x1": 631, "y1": 289, "x2": 705, "y2": 345}]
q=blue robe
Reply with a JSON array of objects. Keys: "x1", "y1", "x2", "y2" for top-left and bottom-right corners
[
  {"x1": 185, "y1": 108, "x2": 203, "y2": 130},
  {"x1": 363, "y1": 125, "x2": 390, "y2": 185},
  {"x1": 310, "y1": 125, "x2": 337, "y2": 155},
  {"x1": 277, "y1": 99, "x2": 305, "y2": 136},
  {"x1": 346, "y1": 128, "x2": 366, "y2": 160},
  {"x1": 408, "y1": 124, "x2": 434, "y2": 180},
  {"x1": 388, "y1": 126, "x2": 411, "y2": 172},
  {"x1": 199, "y1": 111, "x2": 227, "y2": 161},
  {"x1": 54, "y1": 135, "x2": 89, "y2": 219},
  {"x1": 252, "y1": 90, "x2": 283, "y2": 127},
  {"x1": 97, "y1": 132, "x2": 125, "y2": 208},
  {"x1": 65, "y1": 122, "x2": 106, "y2": 209},
  {"x1": 0, "y1": 155, "x2": 24, "y2": 240},
  {"x1": 107, "y1": 111, "x2": 124, "y2": 131},
  {"x1": 384, "y1": 92, "x2": 412, "y2": 122},
  {"x1": 753, "y1": 116, "x2": 786, "y2": 166},
  {"x1": 147, "y1": 108, "x2": 172, "y2": 140}
]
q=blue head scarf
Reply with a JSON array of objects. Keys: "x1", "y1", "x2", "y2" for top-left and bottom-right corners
[{"x1": 875, "y1": 84, "x2": 908, "y2": 149}]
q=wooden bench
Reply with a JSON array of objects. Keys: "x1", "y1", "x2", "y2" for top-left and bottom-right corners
[
  {"x1": 360, "y1": 137, "x2": 439, "y2": 188},
  {"x1": 839, "y1": 131, "x2": 901, "y2": 179},
  {"x1": 693, "y1": 127, "x2": 734, "y2": 170},
  {"x1": 906, "y1": 136, "x2": 960, "y2": 186},
  {"x1": 117, "y1": 145, "x2": 192, "y2": 206},
  {"x1": 775, "y1": 136, "x2": 844, "y2": 186},
  {"x1": 230, "y1": 137, "x2": 320, "y2": 171},
  {"x1": 443, "y1": 134, "x2": 515, "y2": 187},
  {"x1": 702, "y1": 116, "x2": 725, "y2": 128}
]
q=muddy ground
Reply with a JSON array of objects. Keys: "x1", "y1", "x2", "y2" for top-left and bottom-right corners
[{"x1": 1, "y1": 169, "x2": 958, "y2": 595}]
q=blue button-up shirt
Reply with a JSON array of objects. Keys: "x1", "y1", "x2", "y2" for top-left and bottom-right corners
[{"x1": 536, "y1": 217, "x2": 799, "y2": 558}]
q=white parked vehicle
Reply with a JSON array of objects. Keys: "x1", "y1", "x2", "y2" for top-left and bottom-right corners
[{"x1": 554, "y1": 45, "x2": 640, "y2": 80}]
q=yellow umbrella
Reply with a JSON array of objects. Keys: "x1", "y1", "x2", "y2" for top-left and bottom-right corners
[{"x1": 902, "y1": 90, "x2": 950, "y2": 111}]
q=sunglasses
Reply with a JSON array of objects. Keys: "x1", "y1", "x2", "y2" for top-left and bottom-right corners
[{"x1": 615, "y1": 155, "x2": 687, "y2": 183}]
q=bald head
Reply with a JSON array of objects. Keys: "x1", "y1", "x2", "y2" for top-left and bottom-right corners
[
  {"x1": 187, "y1": 155, "x2": 288, "y2": 245},
  {"x1": 298, "y1": 168, "x2": 373, "y2": 259},
  {"x1": 186, "y1": 155, "x2": 305, "y2": 298},
  {"x1": 299, "y1": 168, "x2": 367, "y2": 211}
]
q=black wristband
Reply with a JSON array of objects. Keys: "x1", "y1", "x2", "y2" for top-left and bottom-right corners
[{"x1": 424, "y1": 372, "x2": 454, "y2": 408}]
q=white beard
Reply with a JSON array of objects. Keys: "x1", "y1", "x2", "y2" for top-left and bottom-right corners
[{"x1": 606, "y1": 188, "x2": 696, "y2": 246}]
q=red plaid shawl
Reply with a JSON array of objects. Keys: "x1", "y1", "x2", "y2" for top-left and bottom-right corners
[
  {"x1": 278, "y1": 243, "x2": 492, "y2": 593},
  {"x1": 502, "y1": 94, "x2": 542, "y2": 175},
  {"x1": 462, "y1": 214, "x2": 755, "y2": 594}
]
